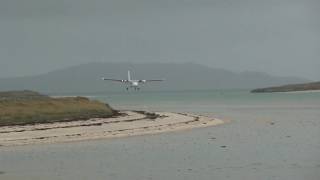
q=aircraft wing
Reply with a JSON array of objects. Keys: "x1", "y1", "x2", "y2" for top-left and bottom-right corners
[
  {"x1": 101, "y1": 78, "x2": 126, "y2": 82},
  {"x1": 146, "y1": 79, "x2": 165, "y2": 81},
  {"x1": 139, "y1": 79, "x2": 165, "y2": 82}
]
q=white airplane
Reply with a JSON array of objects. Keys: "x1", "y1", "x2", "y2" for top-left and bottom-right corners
[{"x1": 101, "y1": 71, "x2": 164, "y2": 90}]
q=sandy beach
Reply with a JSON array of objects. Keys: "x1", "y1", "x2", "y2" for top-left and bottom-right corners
[{"x1": 0, "y1": 111, "x2": 224, "y2": 147}]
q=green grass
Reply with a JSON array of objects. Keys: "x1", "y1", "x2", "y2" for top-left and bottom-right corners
[{"x1": 0, "y1": 93, "x2": 115, "y2": 126}]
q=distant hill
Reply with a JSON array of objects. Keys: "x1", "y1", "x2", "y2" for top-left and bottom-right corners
[
  {"x1": 0, "y1": 90, "x2": 49, "y2": 101},
  {"x1": 0, "y1": 62, "x2": 308, "y2": 94},
  {"x1": 251, "y1": 81, "x2": 320, "y2": 93}
]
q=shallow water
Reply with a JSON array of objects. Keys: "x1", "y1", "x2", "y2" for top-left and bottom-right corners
[{"x1": 1, "y1": 90, "x2": 320, "y2": 180}]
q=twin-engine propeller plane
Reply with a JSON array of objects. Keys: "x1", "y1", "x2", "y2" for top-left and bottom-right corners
[{"x1": 101, "y1": 71, "x2": 164, "y2": 90}]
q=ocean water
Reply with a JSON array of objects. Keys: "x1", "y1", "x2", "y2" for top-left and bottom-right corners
[{"x1": 1, "y1": 90, "x2": 320, "y2": 180}]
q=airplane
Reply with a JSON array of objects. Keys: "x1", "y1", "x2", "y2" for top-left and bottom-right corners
[{"x1": 101, "y1": 71, "x2": 164, "y2": 90}]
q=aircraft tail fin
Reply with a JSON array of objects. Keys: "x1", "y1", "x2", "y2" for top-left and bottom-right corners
[{"x1": 128, "y1": 70, "x2": 131, "y2": 81}]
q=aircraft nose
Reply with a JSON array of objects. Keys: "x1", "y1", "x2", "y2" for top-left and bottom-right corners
[{"x1": 133, "y1": 82, "x2": 139, "y2": 86}]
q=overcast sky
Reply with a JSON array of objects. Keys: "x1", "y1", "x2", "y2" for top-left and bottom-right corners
[{"x1": 0, "y1": 0, "x2": 319, "y2": 80}]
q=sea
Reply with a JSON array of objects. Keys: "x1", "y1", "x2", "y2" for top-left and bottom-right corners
[{"x1": 1, "y1": 90, "x2": 320, "y2": 180}]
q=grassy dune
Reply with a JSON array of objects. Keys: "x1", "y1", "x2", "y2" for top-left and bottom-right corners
[{"x1": 0, "y1": 91, "x2": 115, "y2": 126}]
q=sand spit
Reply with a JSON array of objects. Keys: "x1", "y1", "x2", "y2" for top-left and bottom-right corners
[{"x1": 0, "y1": 111, "x2": 224, "y2": 147}]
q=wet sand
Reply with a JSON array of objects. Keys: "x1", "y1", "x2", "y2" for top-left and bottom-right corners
[{"x1": 0, "y1": 111, "x2": 224, "y2": 147}]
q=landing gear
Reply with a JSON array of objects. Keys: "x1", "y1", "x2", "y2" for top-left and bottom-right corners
[{"x1": 126, "y1": 86, "x2": 140, "y2": 91}]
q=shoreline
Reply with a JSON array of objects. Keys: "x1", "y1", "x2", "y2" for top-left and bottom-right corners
[
  {"x1": 0, "y1": 111, "x2": 224, "y2": 147},
  {"x1": 282, "y1": 89, "x2": 320, "y2": 93}
]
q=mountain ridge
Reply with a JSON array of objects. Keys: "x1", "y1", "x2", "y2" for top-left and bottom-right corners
[{"x1": 0, "y1": 62, "x2": 308, "y2": 93}]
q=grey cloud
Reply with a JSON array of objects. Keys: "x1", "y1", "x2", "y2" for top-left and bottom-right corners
[{"x1": 0, "y1": 0, "x2": 319, "y2": 79}]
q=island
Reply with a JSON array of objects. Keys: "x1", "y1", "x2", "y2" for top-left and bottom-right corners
[
  {"x1": 0, "y1": 90, "x2": 224, "y2": 146},
  {"x1": 251, "y1": 81, "x2": 320, "y2": 93}
]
